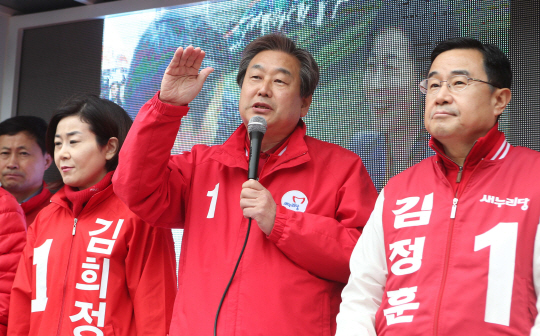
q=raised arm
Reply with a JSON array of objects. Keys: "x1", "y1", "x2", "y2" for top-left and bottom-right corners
[{"x1": 113, "y1": 46, "x2": 214, "y2": 228}]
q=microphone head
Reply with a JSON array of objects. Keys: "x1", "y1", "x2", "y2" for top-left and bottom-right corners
[{"x1": 247, "y1": 116, "x2": 267, "y2": 135}]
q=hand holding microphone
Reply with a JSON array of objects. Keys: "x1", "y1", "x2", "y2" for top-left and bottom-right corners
[
  {"x1": 215, "y1": 116, "x2": 273, "y2": 335},
  {"x1": 240, "y1": 116, "x2": 277, "y2": 235}
]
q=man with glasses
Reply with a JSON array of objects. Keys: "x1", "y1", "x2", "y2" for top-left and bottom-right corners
[{"x1": 336, "y1": 37, "x2": 540, "y2": 335}]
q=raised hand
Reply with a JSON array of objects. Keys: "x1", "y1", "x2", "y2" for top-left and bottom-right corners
[{"x1": 159, "y1": 46, "x2": 214, "y2": 106}]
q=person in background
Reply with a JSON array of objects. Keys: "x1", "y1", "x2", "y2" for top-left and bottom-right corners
[
  {"x1": 113, "y1": 34, "x2": 378, "y2": 335},
  {"x1": 8, "y1": 95, "x2": 177, "y2": 336},
  {"x1": 336, "y1": 37, "x2": 540, "y2": 335},
  {"x1": 0, "y1": 188, "x2": 26, "y2": 336},
  {"x1": 349, "y1": 0, "x2": 459, "y2": 191},
  {"x1": 0, "y1": 117, "x2": 53, "y2": 226}
]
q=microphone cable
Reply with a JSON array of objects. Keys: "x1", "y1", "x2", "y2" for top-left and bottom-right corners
[
  {"x1": 214, "y1": 115, "x2": 266, "y2": 336},
  {"x1": 213, "y1": 218, "x2": 252, "y2": 336}
]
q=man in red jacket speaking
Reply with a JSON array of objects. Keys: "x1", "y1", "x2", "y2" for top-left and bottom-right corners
[
  {"x1": 337, "y1": 37, "x2": 540, "y2": 335},
  {"x1": 113, "y1": 34, "x2": 377, "y2": 335}
]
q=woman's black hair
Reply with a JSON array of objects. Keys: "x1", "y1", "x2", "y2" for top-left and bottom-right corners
[{"x1": 46, "y1": 94, "x2": 133, "y2": 172}]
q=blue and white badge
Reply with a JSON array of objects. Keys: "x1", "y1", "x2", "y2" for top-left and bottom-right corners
[{"x1": 281, "y1": 190, "x2": 308, "y2": 212}]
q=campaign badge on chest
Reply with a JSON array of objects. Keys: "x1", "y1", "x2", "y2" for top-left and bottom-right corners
[{"x1": 281, "y1": 190, "x2": 308, "y2": 212}]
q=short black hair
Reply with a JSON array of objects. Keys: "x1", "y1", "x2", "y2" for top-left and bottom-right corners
[
  {"x1": 365, "y1": 1, "x2": 459, "y2": 79},
  {"x1": 431, "y1": 37, "x2": 512, "y2": 89},
  {"x1": 0, "y1": 116, "x2": 48, "y2": 154},
  {"x1": 46, "y1": 94, "x2": 133, "y2": 172},
  {"x1": 236, "y1": 33, "x2": 319, "y2": 98}
]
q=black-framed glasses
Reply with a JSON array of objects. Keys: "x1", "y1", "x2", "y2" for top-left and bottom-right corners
[{"x1": 419, "y1": 75, "x2": 500, "y2": 95}]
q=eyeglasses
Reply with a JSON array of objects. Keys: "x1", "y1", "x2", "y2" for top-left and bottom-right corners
[{"x1": 419, "y1": 75, "x2": 500, "y2": 95}]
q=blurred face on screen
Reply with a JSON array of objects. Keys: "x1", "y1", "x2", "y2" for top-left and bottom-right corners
[
  {"x1": 364, "y1": 28, "x2": 417, "y2": 132},
  {"x1": 0, "y1": 132, "x2": 52, "y2": 202},
  {"x1": 54, "y1": 116, "x2": 115, "y2": 190},
  {"x1": 424, "y1": 48, "x2": 504, "y2": 147},
  {"x1": 239, "y1": 50, "x2": 311, "y2": 145}
]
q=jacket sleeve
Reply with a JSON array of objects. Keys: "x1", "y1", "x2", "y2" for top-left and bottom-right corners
[
  {"x1": 335, "y1": 190, "x2": 387, "y2": 336},
  {"x1": 267, "y1": 158, "x2": 378, "y2": 283},
  {"x1": 0, "y1": 194, "x2": 26, "y2": 336},
  {"x1": 113, "y1": 92, "x2": 194, "y2": 229},
  {"x1": 6, "y1": 216, "x2": 34, "y2": 336},
  {"x1": 531, "y1": 221, "x2": 540, "y2": 336},
  {"x1": 124, "y1": 219, "x2": 178, "y2": 335}
]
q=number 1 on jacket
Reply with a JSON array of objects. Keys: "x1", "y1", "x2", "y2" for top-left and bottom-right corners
[
  {"x1": 474, "y1": 222, "x2": 518, "y2": 327},
  {"x1": 207, "y1": 183, "x2": 220, "y2": 218},
  {"x1": 32, "y1": 239, "x2": 53, "y2": 312}
]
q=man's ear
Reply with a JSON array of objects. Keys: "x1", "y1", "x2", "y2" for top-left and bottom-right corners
[
  {"x1": 300, "y1": 95, "x2": 312, "y2": 118},
  {"x1": 44, "y1": 153, "x2": 52, "y2": 170},
  {"x1": 493, "y1": 88, "x2": 512, "y2": 118},
  {"x1": 104, "y1": 137, "x2": 119, "y2": 161}
]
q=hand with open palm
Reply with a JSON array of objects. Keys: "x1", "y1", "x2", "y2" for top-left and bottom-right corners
[{"x1": 159, "y1": 46, "x2": 214, "y2": 106}]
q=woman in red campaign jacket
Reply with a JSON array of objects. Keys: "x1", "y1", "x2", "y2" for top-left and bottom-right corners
[
  {"x1": 7, "y1": 95, "x2": 177, "y2": 336},
  {"x1": 0, "y1": 188, "x2": 26, "y2": 336}
]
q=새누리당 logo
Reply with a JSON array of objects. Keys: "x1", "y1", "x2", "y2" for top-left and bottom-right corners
[{"x1": 281, "y1": 190, "x2": 308, "y2": 212}]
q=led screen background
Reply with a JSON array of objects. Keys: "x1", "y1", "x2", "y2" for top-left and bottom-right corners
[{"x1": 101, "y1": 0, "x2": 511, "y2": 261}]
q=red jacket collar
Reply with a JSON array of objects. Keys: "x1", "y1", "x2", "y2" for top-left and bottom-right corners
[
  {"x1": 213, "y1": 120, "x2": 310, "y2": 173},
  {"x1": 20, "y1": 182, "x2": 52, "y2": 214},
  {"x1": 64, "y1": 171, "x2": 114, "y2": 218},
  {"x1": 52, "y1": 175, "x2": 115, "y2": 215},
  {"x1": 429, "y1": 124, "x2": 509, "y2": 169},
  {"x1": 243, "y1": 130, "x2": 291, "y2": 157}
]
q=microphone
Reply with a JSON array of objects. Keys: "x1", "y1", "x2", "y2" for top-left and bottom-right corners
[
  {"x1": 214, "y1": 116, "x2": 267, "y2": 336},
  {"x1": 247, "y1": 116, "x2": 267, "y2": 180}
]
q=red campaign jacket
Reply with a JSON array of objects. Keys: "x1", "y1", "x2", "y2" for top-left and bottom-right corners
[
  {"x1": 337, "y1": 126, "x2": 540, "y2": 336},
  {"x1": 20, "y1": 183, "x2": 52, "y2": 227},
  {"x1": 0, "y1": 188, "x2": 26, "y2": 336},
  {"x1": 7, "y1": 182, "x2": 177, "y2": 336},
  {"x1": 113, "y1": 94, "x2": 378, "y2": 335}
]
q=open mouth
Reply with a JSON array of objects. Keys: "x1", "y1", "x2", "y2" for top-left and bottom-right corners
[{"x1": 253, "y1": 103, "x2": 272, "y2": 110}]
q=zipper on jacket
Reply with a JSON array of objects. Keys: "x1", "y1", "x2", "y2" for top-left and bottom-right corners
[
  {"x1": 455, "y1": 166, "x2": 463, "y2": 183},
  {"x1": 57, "y1": 218, "x2": 78, "y2": 335},
  {"x1": 449, "y1": 166, "x2": 462, "y2": 218},
  {"x1": 72, "y1": 218, "x2": 78, "y2": 235},
  {"x1": 431, "y1": 146, "x2": 472, "y2": 336},
  {"x1": 432, "y1": 148, "x2": 486, "y2": 336},
  {"x1": 433, "y1": 182, "x2": 461, "y2": 335},
  {"x1": 449, "y1": 198, "x2": 458, "y2": 219}
]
